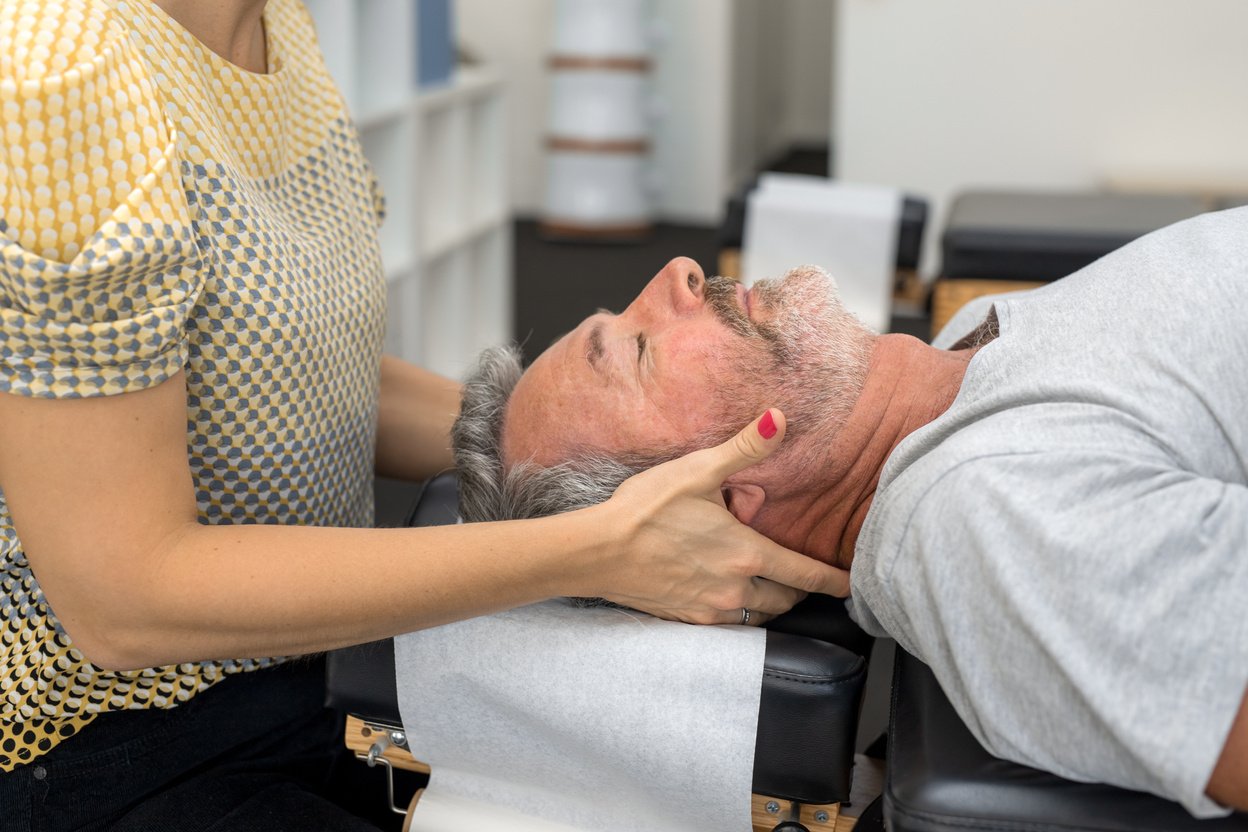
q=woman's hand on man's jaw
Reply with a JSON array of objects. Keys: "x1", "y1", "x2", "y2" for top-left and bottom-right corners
[{"x1": 584, "y1": 409, "x2": 852, "y2": 626}]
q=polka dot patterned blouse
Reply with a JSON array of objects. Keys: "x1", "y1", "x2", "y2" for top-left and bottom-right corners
[{"x1": 0, "y1": 0, "x2": 387, "y2": 769}]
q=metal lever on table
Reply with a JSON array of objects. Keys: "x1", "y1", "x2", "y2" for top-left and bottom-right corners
[{"x1": 357, "y1": 728, "x2": 411, "y2": 816}]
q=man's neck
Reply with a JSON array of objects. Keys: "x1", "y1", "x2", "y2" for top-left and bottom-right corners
[
  {"x1": 757, "y1": 334, "x2": 977, "y2": 568},
  {"x1": 154, "y1": 0, "x2": 270, "y2": 74}
]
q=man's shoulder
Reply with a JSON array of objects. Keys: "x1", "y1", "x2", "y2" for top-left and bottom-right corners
[
  {"x1": 867, "y1": 444, "x2": 1035, "y2": 549},
  {"x1": 861, "y1": 417, "x2": 1178, "y2": 585}
]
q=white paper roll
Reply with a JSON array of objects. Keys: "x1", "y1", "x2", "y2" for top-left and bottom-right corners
[
  {"x1": 395, "y1": 600, "x2": 766, "y2": 832},
  {"x1": 544, "y1": 150, "x2": 651, "y2": 224},
  {"x1": 743, "y1": 174, "x2": 902, "y2": 333},
  {"x1": 407, "y1": 791, "x2": 587, "y2": 832},
  {"x1": 553, "y1": 0, "x2": 651, "y2": 59},
  {"x1": 549, "y1": 70, "x2": 650, "y2": 141}
]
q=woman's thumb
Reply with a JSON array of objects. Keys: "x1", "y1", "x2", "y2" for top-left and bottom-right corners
[{"x1": 706, "y1": 409, "x2": 787, "y2": 481}]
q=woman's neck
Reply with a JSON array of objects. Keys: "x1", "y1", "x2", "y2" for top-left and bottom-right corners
[{"x1": 154, "y1": 0, "x2": 270, "y2": 74}]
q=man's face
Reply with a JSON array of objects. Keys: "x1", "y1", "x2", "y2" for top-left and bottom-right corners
[{"x1": 502, "y1": 257, "x2": 856, "y2": 468}]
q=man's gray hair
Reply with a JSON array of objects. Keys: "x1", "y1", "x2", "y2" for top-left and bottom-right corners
[{"x1": 452, "y1": 345, "x2": 670, "y2": 523}]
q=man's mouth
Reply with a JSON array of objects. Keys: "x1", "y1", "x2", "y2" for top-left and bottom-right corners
[
  {"x1": 736, "y1": 282, "x2": 752, "y2": 320},
  {"x1": 704, "y1": 274, "x2": 754, "y2": 337}
]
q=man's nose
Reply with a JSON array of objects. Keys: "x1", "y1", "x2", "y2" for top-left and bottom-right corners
[
  {"x1": 627, "y1": 257, "x2": 706, "y2": 324},
  {"x1": 660, "y1": 256, "x2": 705, "y2": 313}
]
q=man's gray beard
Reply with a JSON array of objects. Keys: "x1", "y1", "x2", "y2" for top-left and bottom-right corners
[{"x1": 700, "y1": 266, "x2": 872, "y2": 446}]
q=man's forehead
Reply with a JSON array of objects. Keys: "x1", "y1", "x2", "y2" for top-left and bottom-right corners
[{"x1": 502, "y1": 330, "x2": 636, "y2": 468}]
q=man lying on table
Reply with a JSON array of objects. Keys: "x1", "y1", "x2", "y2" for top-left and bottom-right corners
[{"x1": 450, "y1": 207, "x2": 1248, "y2": 818}]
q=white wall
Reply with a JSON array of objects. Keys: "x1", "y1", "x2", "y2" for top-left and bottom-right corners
[
  {"x1": 777, "y1": 0, "x2": 833, "y2": 147},
  {"x1": 661, "y1": 0, "x2": 831, "y2": 220},
  {"x1": 650, "y1": 0, "x2": 735, "y2": 223},
  {"x1": 834, "y1": 0, "x2": 1248, "y2": 276},
  {"x1": 731, "y1": 0, "x2": 833, "y2": 189},
  {"x1": 730, "y1": 0, "x2": 764, "y2": 190},
  {"x1": 456, "y1": 0, "x2": 554, "y2": 219}
]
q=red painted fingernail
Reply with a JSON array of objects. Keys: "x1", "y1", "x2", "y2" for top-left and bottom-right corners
[{"x1": 758, "y1": 410, "x2": 777, "y2": 439}]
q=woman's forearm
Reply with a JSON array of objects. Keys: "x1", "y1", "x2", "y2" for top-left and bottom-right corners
[
  {"x1": 2, "y1": 366, "x2": 591, "y2": 671},
  {"x1": 72, "y1": 508, "x2": 611, "y2": 671},
  {"x1": 375, "y1": 355, "x2": 462, "y2": 481},
  {"x1": 5, "y1": 375, "x2": 844, "y2": 674}
]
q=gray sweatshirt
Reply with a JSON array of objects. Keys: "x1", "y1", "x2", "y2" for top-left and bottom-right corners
[{"x1": 850, "y1": 207, "x2": 1248, "y2": 817}]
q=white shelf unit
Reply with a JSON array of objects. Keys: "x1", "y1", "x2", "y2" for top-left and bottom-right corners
[{"x1": 304, "y1": 0, "x2": 512, "y2": 381}]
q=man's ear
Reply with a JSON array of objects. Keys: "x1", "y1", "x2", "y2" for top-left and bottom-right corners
[{"x1": 721, "y1": 483, "x2": 767, "y2": 526}]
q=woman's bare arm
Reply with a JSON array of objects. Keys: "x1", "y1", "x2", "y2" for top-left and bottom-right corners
[
  {"x1": 0, "y1": 375, "x2": 847, "y2": 671},
  {"x1": 374, "y1": 355, "x2": 461, "y2": 481}
]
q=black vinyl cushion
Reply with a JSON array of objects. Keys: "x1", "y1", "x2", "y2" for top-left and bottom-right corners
[
  {"x1": 753, "y1": 630, "x2": 866, "y2": 803},
  {"x1": 939, "y1": 191, "x2": 1207, "y2": 282},
  {"x1": 885, "y1": 649, "x2": 1248, "y2": 832},
  {"x1": 767, "y1": 592, "x2": 876, "y2": 661},
  {"x1": 327, "y1": 473, "x2": 870, "y2": 804}
]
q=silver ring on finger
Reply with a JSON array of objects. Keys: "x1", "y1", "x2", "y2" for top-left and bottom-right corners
[{"x1": 740, "y1": 607, "x2": 752, "y2": 625}]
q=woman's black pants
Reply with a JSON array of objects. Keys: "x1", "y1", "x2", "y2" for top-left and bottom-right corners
[{"x1": 0, "y1": 656, "x2": 391, "y2": 831}]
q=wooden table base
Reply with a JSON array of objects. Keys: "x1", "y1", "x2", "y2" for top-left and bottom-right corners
[{"x1": 347, "y1": 716, "x2": 856, "y2": 830}]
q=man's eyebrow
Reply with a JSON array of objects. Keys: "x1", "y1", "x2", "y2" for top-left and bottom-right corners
[{"x1": 585, "y1": 322, "x2": 605, "y2": 372}]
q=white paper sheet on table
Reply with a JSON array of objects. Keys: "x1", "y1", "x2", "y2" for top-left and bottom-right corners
[
  {"x1": 395, "y1": 599, "x2": 766, "y2": 832},
  {"x1": 742, "y1": 174, "x2": 902, "y2": 333}
]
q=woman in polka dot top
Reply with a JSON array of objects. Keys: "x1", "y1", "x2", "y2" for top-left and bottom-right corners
[{"x1": 0, "y1": 0, "x2": 848, "y2": 827}]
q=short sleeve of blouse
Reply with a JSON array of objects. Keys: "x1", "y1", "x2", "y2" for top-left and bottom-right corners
[{"x1": 0, "y1": 2, "x2": 203, "y2": 398}]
